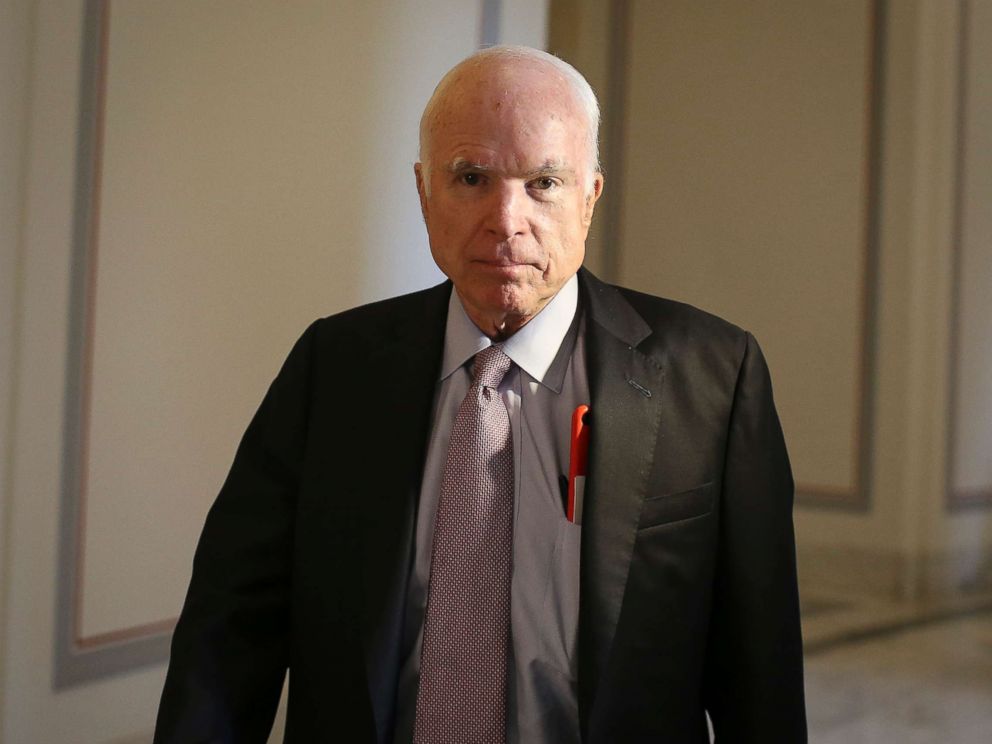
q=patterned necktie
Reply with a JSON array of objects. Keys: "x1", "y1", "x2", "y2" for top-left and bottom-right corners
[{"x1": 413, "y1": 345, "x2": 515, "y2": 744}]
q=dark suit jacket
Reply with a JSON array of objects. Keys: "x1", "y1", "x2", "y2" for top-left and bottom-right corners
[{"x1": 155, "y1": 268, "x2": 806, "y2": 743}]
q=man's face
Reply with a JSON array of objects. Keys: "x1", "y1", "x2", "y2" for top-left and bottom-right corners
[{"x1": 416, "y1": 62, "x2": 603, "y2": 338}]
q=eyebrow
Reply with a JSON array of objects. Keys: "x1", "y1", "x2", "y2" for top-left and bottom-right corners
[
  {"x1": 447, "y1": 159, "x2": 494, "y2": 174},
  {"x1": 446, "y1": 158, "x2": 575, "y2": 179},
  {"x1": 523, "y1": 161, "x2": 575, "y2": 179}
]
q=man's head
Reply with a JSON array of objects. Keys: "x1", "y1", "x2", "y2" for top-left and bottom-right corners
[{"x1": 415, "y1": 46, "x2": 604, "y2": 339}]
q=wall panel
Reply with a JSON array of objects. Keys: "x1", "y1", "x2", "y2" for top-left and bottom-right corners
[
  {"x1": 56, "y1": 0, "x2": 481, "y2": 688},
  {"x1": 616, "y1": 0, "x2": 879, "y2": 505},
  {"x1": 949, "y1": 0, "x2": 992, "y2": 507}
]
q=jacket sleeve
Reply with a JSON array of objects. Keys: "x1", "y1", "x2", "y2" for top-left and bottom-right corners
[
  {"x1": 154, "y1": 321, "x2": 318, "y2": 744},
  {"x1": 703, "y1": 332, "x2": 807, "y2": 742}
]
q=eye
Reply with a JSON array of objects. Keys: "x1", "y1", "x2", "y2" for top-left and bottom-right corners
[
  {"x1": 460, "y1": 172, "x2": 483, "y2": 186},
  {"x1": 530, "y1": 176, "x2": 559, "y2": 191}
]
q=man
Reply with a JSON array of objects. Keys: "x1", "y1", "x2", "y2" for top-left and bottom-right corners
[{"x1": 155, "y1": 46, "x2": 806, "y2": 743}]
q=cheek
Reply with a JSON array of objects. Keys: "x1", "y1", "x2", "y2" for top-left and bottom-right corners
[
  {"x1": 428, "y1": 217, "x2": 462, "y2": 256},
  {"x1": 435, "y1": 210, "x2": 477, "y2": 247},
  {"x1": 544, "y1": 222, "x2": 585, "y2": 268}
]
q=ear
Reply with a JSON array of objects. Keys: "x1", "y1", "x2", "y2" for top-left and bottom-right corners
[
  {"x1": 414, "y1": 162, "x2": 429, "y2": 221},
  {"x1": 582, "y1": 172, "x2": 605, "y2": 227}
]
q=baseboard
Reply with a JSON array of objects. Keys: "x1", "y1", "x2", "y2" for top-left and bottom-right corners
[{"x1": 798, "y1": 543, "x2": 992, "y2": 600}]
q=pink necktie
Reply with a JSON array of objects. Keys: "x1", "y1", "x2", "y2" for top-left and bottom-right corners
[{"x1": 413, "y1": 345, "x2": 515, "y2": 744}]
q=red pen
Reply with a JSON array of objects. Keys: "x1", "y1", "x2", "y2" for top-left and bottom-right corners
[{"x1": 567, "y1": 405, "x2": 590, "y2": 524}]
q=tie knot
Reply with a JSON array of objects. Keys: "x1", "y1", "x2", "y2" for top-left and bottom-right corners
[{"x1": 471, "y1": 346, "x2": 512, "y2": 390}]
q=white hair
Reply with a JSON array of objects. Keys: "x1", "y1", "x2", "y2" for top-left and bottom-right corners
[{"x1": 418, "y1": 45, "x2": 601, "y2": 194}]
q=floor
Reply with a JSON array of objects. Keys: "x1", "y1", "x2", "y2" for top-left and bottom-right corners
[{"x1": 802, "y1": 592, "x2": 992, "y2": 743}]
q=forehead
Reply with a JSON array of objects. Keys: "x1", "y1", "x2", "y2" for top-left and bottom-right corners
[{"x1": 428, "y1": 60, "x2": 588, "y2": 167}]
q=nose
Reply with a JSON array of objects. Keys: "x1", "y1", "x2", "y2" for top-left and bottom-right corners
[{"x1": 485, "y1": 181, "x2": 531, "y2": 241}]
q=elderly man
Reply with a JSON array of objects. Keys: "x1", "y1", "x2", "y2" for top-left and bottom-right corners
[{"x1": 155, "y1": 46, "x2": 806, "y2": 743}]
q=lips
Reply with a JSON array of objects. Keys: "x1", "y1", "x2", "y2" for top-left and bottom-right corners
[
  {"x1": 473, "y1": 260, "x2": 536, "y2": 277},
  {"x1": 473, "y1": 253, "x2": 539, "y2": 267},
  {"x1": 476, "y1": 259, "x2": 530, "y2": 267}
]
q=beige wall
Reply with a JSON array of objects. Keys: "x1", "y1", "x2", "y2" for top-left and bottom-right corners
[
  {"x1": 82, "y1": 0, "x2": 464, "y2": 643},
  {"x1": 618, "y1": 0, "x2": 871, "y2": 499},
  {"x1": 80, "y1": 0, "x2": 546, "y2": 642},
  {"x1": 0, "y1": 0, "x2": 33, "y2": 733},
  {"x1": 546, "y1": 0, "x2": 614, "y2": 275},
  {"x1": 951, "y1": 0, "x2": 992, "y2": 502},
  {"x1": 942, "y1": 0, "x2": 992, "y2": 592},
  {"x1": 2, "y1": 3, "x2": 170, "y2": 740},
  {"x1": 551, "y1": 0, "x2": 992, "y2": 600},
  {"x1": 0, "y1": 1, "x2": 547, "y2": 742}
]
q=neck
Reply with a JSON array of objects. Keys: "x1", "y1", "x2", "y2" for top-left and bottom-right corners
[
  {"x1": 455, "y1": 287, "x2": 564, "y2": 341},
  {"x1": 467, "y1": 311, "x2": 533, "y2": 342}
]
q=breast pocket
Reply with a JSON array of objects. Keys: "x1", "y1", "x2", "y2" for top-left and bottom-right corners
[{"x1": 638, "y1": 481, "x2": 715, "y2": 530}]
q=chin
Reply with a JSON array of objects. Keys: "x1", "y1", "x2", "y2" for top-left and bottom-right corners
[
  {"x1": 459, "y1": 275, "x2": 552, "y2": 324},
  {"x1": 490, "y1": 284, "x2": 539, "y2": 317}
]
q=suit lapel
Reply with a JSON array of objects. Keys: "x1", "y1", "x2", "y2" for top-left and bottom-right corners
[
  {"x1": 355, "y1": 282, "x2": 451, "y2": 740},
  {"x1": 577, "y1": 269, "x2": 665, "y2": 731}
]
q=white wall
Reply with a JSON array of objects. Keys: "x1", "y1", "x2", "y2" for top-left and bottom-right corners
[{"x1": 0, "y1": 1, "x2": 548, "y2": 742}]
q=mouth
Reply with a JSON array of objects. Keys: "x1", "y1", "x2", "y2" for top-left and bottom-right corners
[
  {"x1": 474, "y1": 255, "x2": 537, "y2": 268},
  {"x1": 473, "y1": 259, "x2": 536, "y2": 277}
]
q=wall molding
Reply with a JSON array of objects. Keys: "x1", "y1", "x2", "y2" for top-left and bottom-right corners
[
  {"x1": 480, "y1": 0, "x2": 502, "y2": 47},
  {"x1": 54, "y1": 0, "x2": 516, "y2": 690},
  {"x1": 799, "y1": 542, "x2": 992, "y2": 601},
  {"x1": 55, "y1": 0, "x2": 173, "y2": 689},
  {"x1": 946, "y1": 0, "x2": 992, "y2": 511},
  {"x1": 602, "y1": 0, "x2": 886, "y2": 510},
  {"x1": 598, "y1": 0, "x2": 632, "y2": 285},
  {"x1": 793, "y1": 0, "x2": 886, "y2": 511}
]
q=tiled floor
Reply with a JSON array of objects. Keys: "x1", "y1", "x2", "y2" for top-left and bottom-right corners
[{"x1": 803, "y1": 597, "x2": 992, "y2": 743}]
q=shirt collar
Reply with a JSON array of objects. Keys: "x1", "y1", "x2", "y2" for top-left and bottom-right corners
[{"x1": 440, "y1": 274, "x2": 579, "y2": 391}]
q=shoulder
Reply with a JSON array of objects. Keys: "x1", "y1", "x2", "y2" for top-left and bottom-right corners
[
  {"x1": 295, "y1": 281, "x2": 450, "y2": 352},
  {"x1": 617, "y1": 284, "x2": 744, "y2": 345},
  {"x1": 582, "y1": 274, "x2": 779, "y2": 427},
  {"x1": 580, "y1": 268, "x2": 749, "y2": 368},
  {"x1": 625, "y1": 286, "x2": 753, "y2": 387},
  {"x1": 313, "y1": 281, "x2": 450, "y2": 336},
  {"x1": 268, "y1": 281, "x2": 450, "y2": 388}
]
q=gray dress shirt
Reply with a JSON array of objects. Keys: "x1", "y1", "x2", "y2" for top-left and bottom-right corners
[{"x1": 394, "y1": 275, "x2": 588, "y2": 743}]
